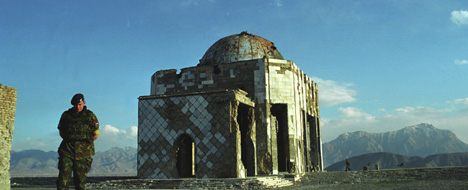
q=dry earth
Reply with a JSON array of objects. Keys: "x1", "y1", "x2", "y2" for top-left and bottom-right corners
[{"x1": 11, "y1": 166, "x2": 468, "y2": 189}]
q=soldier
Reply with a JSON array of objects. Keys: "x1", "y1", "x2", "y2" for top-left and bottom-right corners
[
  {"x1": 345, "y1": 159, "x2": 351, "y2": 171},
  {"x1": 57, "y1": 93, "x2": 99, "y2": 190}
]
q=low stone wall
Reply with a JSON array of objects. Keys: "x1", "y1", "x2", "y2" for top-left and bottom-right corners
[
  {"x1": 296, "y1": 166, "x2": 468, "y2": 185},
  {"x1": 359, "y1": 166, "x2": 468, "y2": 181},
  {"x1": 0, "y1": 83, "x2": 17, "y2": 190}
]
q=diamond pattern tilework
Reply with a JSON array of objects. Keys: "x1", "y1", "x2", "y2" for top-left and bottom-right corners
[{"x1": 138, "y1": 92, "x2": 244, "y2": 179}]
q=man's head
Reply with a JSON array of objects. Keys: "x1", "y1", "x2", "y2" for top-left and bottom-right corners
[{"x1": 71, "y1": 93, "x2": 86, "y2": 112}]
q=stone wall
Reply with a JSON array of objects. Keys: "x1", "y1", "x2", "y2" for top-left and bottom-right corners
[
  {"x1": 263, "y1": 58, "x2": 321, "y2": 174},
  {"x1": 138, "y1": 90, "x2": 255, "y2": 179},
  {"x1": 144, "y1": 58, "x2": 321, "y2": 178},
  {"x1": 297, "y1": 166, "x2": 468, "y2": 186},
  {"x1": 150, "y1": 59, "x2": 261, "y2": 98},
  {"x1": 0, "y1": 83, "x2": 17, "y2": 190}
]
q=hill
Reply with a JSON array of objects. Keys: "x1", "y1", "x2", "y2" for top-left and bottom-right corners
[
  {"x1": 325, "y1": 152, "x2": 468, "y2": 171},
  {"x1": 90, "y1": 147, "x2": 137, "y2": 176},
  {"x1": 10, "y1": 147, "x2": 137, "y2": 177},
  {"x1": 10, "y1": 149, "x2": 59, "y2": 176},
  {"x1": 323, "y1": 123, "x2": 468, "y2": 167}
]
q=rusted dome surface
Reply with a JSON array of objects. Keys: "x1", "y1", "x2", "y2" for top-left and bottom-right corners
[{"x1": 198, "y1": 32, "x2": 284, "y2": 66}]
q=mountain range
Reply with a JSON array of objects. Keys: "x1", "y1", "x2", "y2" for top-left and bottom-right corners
[
  {"x1": 10, "y1": 147, "x2": 137, "y2": 177},
  {"x1": 322, "y1": 123, "x2": 468, "y2": 167},
  {"x1": 9, "y1": 123, "x2": 468, "y2": 176}
]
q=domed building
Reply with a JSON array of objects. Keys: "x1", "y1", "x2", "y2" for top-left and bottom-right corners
[
  {"x1": 198, "y1": 31, "x2": 284, "y2": 66},
  {"x1": 138, "y1": 32, "x2": 322, "y2": 179}
]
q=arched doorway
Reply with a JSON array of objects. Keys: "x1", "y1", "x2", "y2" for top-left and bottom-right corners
[{"x1": 175, "y1": 134, "x2": 196, "y2": 178}]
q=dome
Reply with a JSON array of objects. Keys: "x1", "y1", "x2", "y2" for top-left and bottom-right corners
[{"x1": 198, "y1": 32, "x2": 284, "y2": 66}]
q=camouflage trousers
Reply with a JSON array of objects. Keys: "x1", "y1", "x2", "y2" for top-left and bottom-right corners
[{"x1": 57, "y1": 155, "x2": 93, "y2": 190}]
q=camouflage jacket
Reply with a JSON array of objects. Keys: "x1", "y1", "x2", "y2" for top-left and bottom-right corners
[{"x1": 58, "y1": 106, "x2": 99, "y2": 160}]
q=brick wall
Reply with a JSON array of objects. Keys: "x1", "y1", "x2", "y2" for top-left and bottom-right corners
[{"x1": 0, "y1": 83, "x2": 17, "y2": 189}]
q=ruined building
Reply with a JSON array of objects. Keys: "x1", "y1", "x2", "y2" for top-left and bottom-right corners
[
  {"x1": 138, "y1": 32, "x2": 322, "y2": 179},
  {"x1": 0, "y1": 83, "x2": 17, "y2": 189}
]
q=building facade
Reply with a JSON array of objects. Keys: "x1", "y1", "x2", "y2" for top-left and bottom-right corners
[{"x1": 138, "y1": 32, "x2": 322, "y2": 179}]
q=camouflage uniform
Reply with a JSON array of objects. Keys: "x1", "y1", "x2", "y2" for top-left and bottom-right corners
[{"x1": 57, "y1": 106, "x2": 99, "y2": 190}]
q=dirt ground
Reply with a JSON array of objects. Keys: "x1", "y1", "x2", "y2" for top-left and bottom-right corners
[
  {"x1": 11, "y1": 166, "x2": 468, "y2": 189},
  {"x1": 12, "y1": 179, "x2": 468, "y2": 189},
  {"x1": 284, "y1": 180, "x2": 468, "y2": 190}
]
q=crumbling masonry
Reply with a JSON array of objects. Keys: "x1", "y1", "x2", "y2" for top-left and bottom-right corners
[
  {"x1": 138, "y1": 32, "x2": 322, "y2": 178},
  {"x1": 0, "y1": 83, "x2": 17, "y2": 189}
]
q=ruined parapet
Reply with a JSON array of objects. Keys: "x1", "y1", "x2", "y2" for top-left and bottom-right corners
[{"x1": 0, "y1": 83, "x2": 17, "y2": 189}]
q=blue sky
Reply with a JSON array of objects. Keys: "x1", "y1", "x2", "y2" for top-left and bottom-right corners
[{"x1": 1, "y1": 0, "x2": 468, "y2": 152}]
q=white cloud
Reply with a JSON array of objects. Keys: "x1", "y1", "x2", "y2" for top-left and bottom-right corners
[
  {"x1": 338, "y1": 107, "x2": 375, "y2": 122},
  {"x1": 395, "y1": 106, "x2": 414, "y2": 113},
  {"x1": 451, "y1": 10, "x2": 468, "y2": 25},
  {"x1": 103, "y1": 125, "x2": 121, "y2": 135},
  {"x1": 311, "y1": 77, "x2": 357, "y2": 107},
  {"x1": 321, "y1": 100, "x2": 468, "y2": 144},
  {"x1": 394, "y1": 106, "x2": 448, "y2": 117},
  {"x1": 102, "y1": 125, "x2": 138, "y2": 138},
  {"x1": 96, "y1": 125, "x2": 138, "y2": 151},
  {"x1": 453, "y1": 98, "x2": 468, "y2": 105},
  {"x1": 455, "y1": 59, "x2": 468, "y2": 65},
  {"x1": 179, "y1": 0, "x2": 215, "y2": 6},
  {"x1": 129, "y1": 126, "x2": 138, "y2": 137},
  {"x1": 270, "y1": 0, "x2": 283, "y2": 7}
]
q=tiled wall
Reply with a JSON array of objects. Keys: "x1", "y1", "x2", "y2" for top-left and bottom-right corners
[{"x1": 138, "y1": 90, "x2": 254, "y2": 179}]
